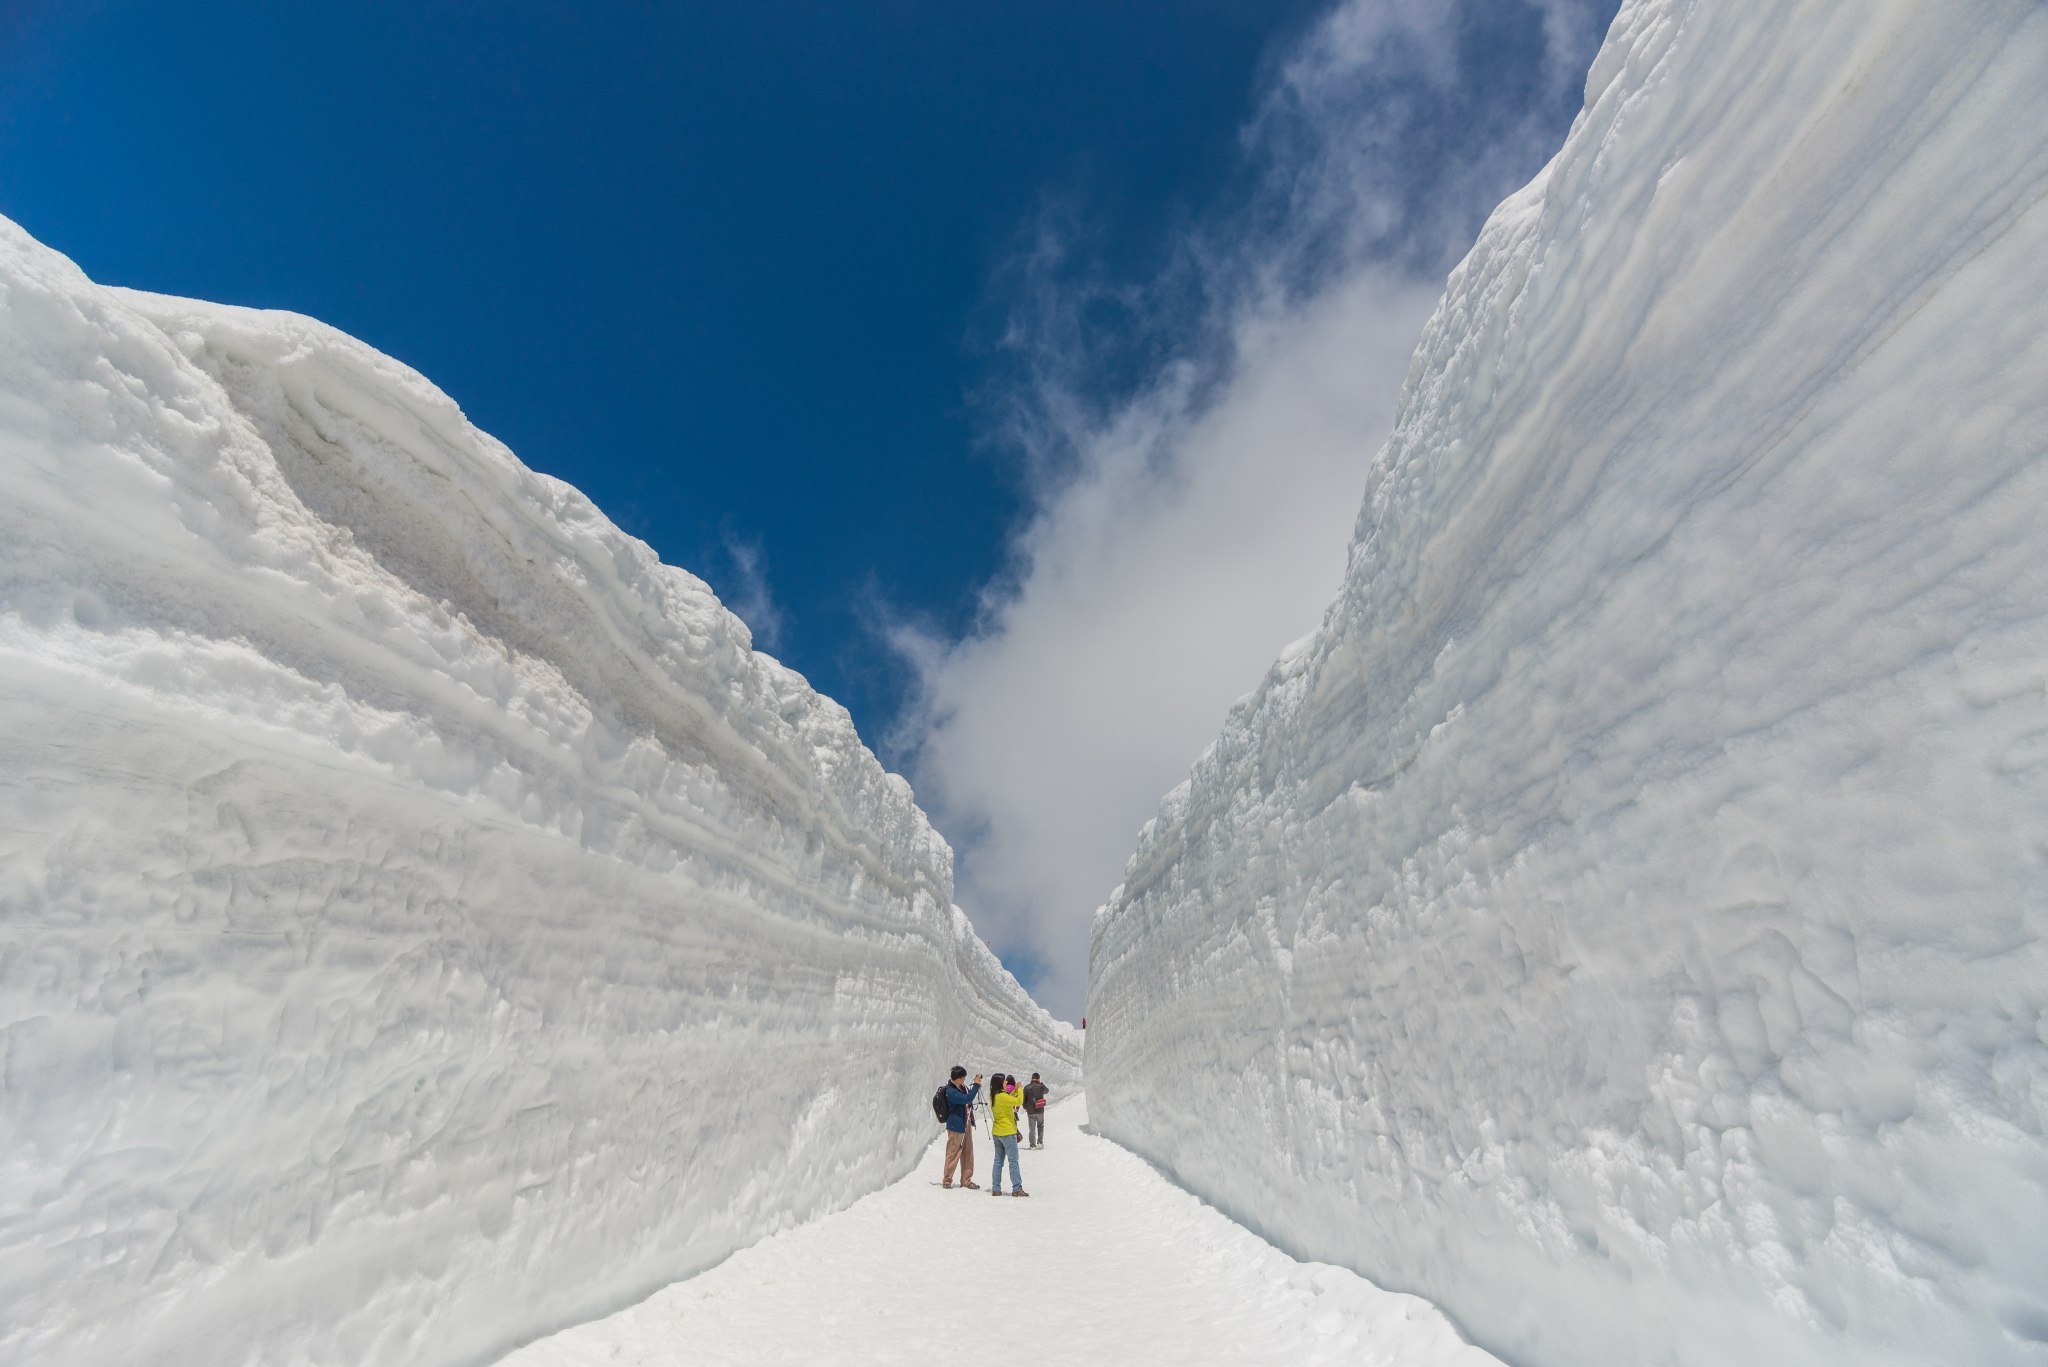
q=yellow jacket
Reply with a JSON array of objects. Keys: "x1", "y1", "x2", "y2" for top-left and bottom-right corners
[{"x1": 991, "y1": 1090, "x2": 1022, "y2": 1137}]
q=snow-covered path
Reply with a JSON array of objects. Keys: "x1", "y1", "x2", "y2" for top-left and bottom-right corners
[{"x1": 500, "y1": 1096, "x2": 1499, "y2": 1367}]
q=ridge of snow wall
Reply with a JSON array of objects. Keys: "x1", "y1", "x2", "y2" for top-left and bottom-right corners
[
  {"x1": 1086, "y1": 4, "x2": 2048, "y2": 1366},
  {"x1": 0, "y1": 217, "x2": 1080, "y2": 1367}
]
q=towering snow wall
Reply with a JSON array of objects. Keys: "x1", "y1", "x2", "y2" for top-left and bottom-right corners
[
  {"x1": 1087, "y1": 4, "x2": 2048, "y2": 1366},
  {"x1": 0, "y1": 217, "x2": 1079, "y2": 1367}
]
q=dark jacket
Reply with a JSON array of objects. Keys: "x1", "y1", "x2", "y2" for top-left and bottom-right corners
[
  {"x1": 943, "y1": 1081, "x2": 981, "y2": 1134},
  {"x1": 1022, "y1": 1081, "x2": 1049, "y2": 1112}
]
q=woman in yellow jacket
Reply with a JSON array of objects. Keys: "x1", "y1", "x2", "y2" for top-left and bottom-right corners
[{"x1": 989, "y1": 1075, "x2": 1029, "y2": 1196}]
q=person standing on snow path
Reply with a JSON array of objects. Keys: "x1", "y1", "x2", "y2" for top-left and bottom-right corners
[
  {"x1": 941, "y1": 1066, "x2": 983, "y2": 1189},
  {"x1": 989, "y1": 1077, "x2": 1029, "y2": 1196},
  {"x1": 1022, "y1": 1072, "x2": 1049, "y2": 1149},
  {"x1": 981, "y1": 1073, "x2": 1004, "y2": 1131}
]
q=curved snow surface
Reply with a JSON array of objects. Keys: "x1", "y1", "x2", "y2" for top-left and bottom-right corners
[
  {"x1": 0, "y1": 217, "x2": 1078, "y2": 1367},
  {"x1": 1090, "y1": 4, "x2": 2048, "y2": 1367}
]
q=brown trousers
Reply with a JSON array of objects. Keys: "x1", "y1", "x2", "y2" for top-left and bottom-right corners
[{"x1": 942, "y1": 1129, "x2": 975, "y2": 1185}]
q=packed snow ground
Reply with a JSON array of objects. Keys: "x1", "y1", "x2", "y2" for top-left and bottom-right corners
[
  {"x1": 1089, "y1": 2, "x2": 2048, "y2": 1367},
  {"x1": 501, "y1": 1095, "x2": 1500, "y2": 1367},
  {"x1": 0, "y1": 214, "x2": 1076, "y2": 1367}
]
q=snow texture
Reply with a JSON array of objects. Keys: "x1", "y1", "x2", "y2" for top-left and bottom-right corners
[
  {"x1": 502, "y1": 1095, "x2": 1502, "y2": 1367},
  {"x1": 0, "y1": 217, "x2": 1079, "y2": 1367},
  {"x1": 1087, "y1": 3, "x2": 2048, "y2": 1366}
]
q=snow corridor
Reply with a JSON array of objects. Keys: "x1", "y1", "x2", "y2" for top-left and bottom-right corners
[{"x1": 500, "y1": 1096, "x2": 1500, "y2": 1367}]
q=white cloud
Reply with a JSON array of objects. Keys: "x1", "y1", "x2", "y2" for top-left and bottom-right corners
[
  {"x1": 721, "y1": 535, "x2": 786, "y2": 654},
  {"x1": 895, "y1": 0, "x2": 1614, "y2": 1019}
]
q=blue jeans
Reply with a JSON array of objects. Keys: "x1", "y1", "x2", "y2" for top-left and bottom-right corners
[{"x1": 991, "y1": 1133, "x2": 1022, "y2": 1193}]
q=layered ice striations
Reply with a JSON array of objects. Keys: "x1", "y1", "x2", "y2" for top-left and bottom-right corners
[
  {"x1": 0, "y1": 218, "x2": 1078, "y2": 1367},
  {"x1": 1088, "y1": 3, "x2": 2048, "y2": 1365}
]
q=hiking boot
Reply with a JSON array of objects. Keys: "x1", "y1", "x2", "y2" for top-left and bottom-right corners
[
  {"x1": 1012, "y1": 1189, "x2": 1031, "y2": 1197},
  {"x1": 991, "y1": 1188, "x2": 1004, "y2": 1197}
]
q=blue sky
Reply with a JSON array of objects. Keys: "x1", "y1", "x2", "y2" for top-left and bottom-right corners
[
  {"x1": 1, "y1": 0, "x2": 1615, "y2": 1014},
  {"x1": 1, "y1": 0, "x2": 1325, "y2": 722}
]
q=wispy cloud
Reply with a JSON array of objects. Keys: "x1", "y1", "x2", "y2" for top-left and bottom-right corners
[
  {"x1": 894, "y1": 0, "x2": 1615, "y2": 1018},
  {"x1": 720, "y1": 534, "x2": 786, "y2": 654}
]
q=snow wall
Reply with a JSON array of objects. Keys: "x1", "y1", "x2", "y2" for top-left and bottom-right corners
[
  {"x1": 0, "y1": 217, "x2": 1080, "y2": 1367},
  {"x1": 1087, "y1": 4, "x2": 2048, "y2": 1366}
]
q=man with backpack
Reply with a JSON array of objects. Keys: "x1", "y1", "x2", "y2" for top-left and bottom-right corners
[
  {"x1": 1022, "y1": 1072, "x2": 1049, "y2": 1148},
  {"x1": 934, "y1": 1066, "x2": 982, "y2": 1189}
]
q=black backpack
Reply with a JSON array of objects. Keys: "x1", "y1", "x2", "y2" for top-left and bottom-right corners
[{"x1": 931, "y1": 1084, "x2": 950, "y2": 1125}]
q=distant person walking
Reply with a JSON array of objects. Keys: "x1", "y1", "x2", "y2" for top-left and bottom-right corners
[
  {"x1": 940, "y1": 1066, "x2": 982, "y2": 1190},
  {"x1": 1023, "y1": 1072, "x2": 1049, "y2": 1148},
  {"x1": 989, "y1": 1076, "x2": 1029, "y2": 1196}
]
